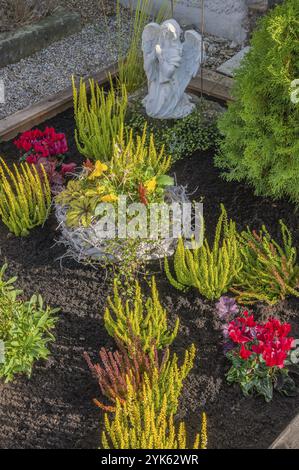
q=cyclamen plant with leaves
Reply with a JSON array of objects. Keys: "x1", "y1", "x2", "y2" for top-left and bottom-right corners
[
  {"x1": 14, "y1": 127, "x2": 76, "y2": 190},
  {"x1": 216, "y1": 300, "x2": 299, "y2": 402}
]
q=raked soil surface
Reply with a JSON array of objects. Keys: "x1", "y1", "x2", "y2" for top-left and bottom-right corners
[{"x1": 0, "y1": 108, "x2": 298, "y2": 449}]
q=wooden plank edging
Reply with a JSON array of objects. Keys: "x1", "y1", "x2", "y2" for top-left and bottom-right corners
[
  {"x1": 0, "y1": 62, "x2": 119, "y2": 142},
  {"x1": 0, "y1": 65, "x2": 233, "y2": 143}
]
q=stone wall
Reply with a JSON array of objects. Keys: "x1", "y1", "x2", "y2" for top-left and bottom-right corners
[
  {"x1": 121, "y1": 0, "x2": 284, "y2": 45},
  {"x1": 121, "y1": 0, "x2": 248, "y2": 44}
]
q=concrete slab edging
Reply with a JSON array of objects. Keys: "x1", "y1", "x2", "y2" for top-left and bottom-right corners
[
  {"x1": 270, "y1": 414, "x2": 299, "y2": 449},
  {"x1": 0, "y1": 10, "x2": 81, "y2": 68}
]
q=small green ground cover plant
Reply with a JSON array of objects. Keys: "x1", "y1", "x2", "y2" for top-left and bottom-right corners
[
  {"x1": 216, "y1": 0, "x2": 299, "y2": 203},
  {"x1": 127, "y1": 99, "x2": 220, "y2": 162},
  {"x1": 0, "y1": 264, "x2": 59, "y2": 382},
  {"x1": 0, "y1": 158, "x2": 51, "y2": 236},
  {"x1": 216, "y1": 299, "x2": 299, "y2": 402}
]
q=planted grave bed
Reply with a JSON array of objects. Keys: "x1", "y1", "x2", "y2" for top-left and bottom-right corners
[
  {"x1": 0, "y1": 108, "x2": 298, "y2": 449},
  {"x1": 0, "y1": 0, "x2": 299, "y2": 451}
]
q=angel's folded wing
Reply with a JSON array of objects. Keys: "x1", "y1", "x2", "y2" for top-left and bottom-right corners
[
  {"x1": 177, "y1": 31, "x2": 205, "y2": 93},
  {"x1": 142, "y1": 22, "x2": 161, "y2": 55},
  {"x1": 142, "y1": 22, "x2": 161, "y2": 82}
]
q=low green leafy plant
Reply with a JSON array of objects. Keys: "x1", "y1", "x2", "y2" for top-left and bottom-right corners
[
  {"x1": 0, "y1": 264, "x2": 59, "y2": 382},
  {"x1": 101, "y1": 376, "x2": 208, "y2": 449},
  {"x1": 104, "y1": 277, "x2": 179, "y2": 351},
  {"x1": 232, "y1": 221, "x2": 299, "y2": 305},
  {"x1": 127, "y1": 103, "x2": 220, "y2": 162},
  {"x1": 85, "y1": 336, "x2": 195, "y2": 414},
  {"x1": 165, "y1": 205, "x2": 243, "y2": 300}
]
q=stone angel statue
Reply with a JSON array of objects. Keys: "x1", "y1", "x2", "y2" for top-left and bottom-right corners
[{"x1": 142, "y1": 19, "x2": 205, "y2": 119}]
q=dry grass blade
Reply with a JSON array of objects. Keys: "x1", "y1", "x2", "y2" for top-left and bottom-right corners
[{"x1": 0, "y1": 0, "x2": 58, "y2": 32}]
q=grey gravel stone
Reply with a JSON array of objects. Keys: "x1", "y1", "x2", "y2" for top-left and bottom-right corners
[
  {"x1": 0, "y1": 15, "x2": 130, "y2": 119},
  {"x1": 204, "y1": 33, "x2": 240, "y2": 69},
  {"x1": 0, "y1": 12, "x2": 238, "y2": 120}
]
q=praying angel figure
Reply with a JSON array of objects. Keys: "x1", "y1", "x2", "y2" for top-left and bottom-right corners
[{"x1": 142, "y1": 19, "x2": 205, "y2": 119}]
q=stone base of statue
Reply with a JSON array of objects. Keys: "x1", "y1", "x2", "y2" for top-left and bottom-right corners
[{"x1": 143, "y1": 92, "x2": 196, "y2": 120}]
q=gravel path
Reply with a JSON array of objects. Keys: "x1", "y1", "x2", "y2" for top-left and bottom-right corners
[
  {"x1": 0, "y1": 15, "x2": 130, "y2": 120},
  {"x1": 0, "y1": 9, "x2": 239, "y2": 121}
]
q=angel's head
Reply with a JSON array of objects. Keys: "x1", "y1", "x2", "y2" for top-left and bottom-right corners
[{"x1": 160, "y1": 19, "x2": 181, "y2": 44}]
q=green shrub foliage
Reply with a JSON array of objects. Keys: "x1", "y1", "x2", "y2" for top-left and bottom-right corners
[
  {"x1": 215, "y1": 0, "x2": 299, "y2": 203},
  {"x1": 127, "y1": 103, "x2": 219, "y2": 162},
  {"x1": 0, "y1": 264, "x2": 59, "y2": 382}
]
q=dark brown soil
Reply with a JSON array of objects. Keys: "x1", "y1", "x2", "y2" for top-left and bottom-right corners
[{"x1": 0, "y1": 108, "x2": 298, "y2": 449}]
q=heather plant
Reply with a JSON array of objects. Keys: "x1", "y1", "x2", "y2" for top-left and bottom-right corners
[
  {"x1": 104, "y1": 277, "x2": 179, "y2": 351},
  {"x1": 0, "y1": 158, "x2": 51, "y2": 236},
  {"x1": 116, "y1": 0, "x2": 171, "y2": 92},
  {"x1": 0, "y1": 264, "x2": 59, "y2": 382},
  {"x1": 232, "y1": 221, "x2": 299, "y2": 305},
  {"x1": 215, "y1": 0, "x2": 299, "y2": 203},
  {"x1": 110, "y1": 124, "x2": 172, "y2": 180},
  {"x1": 85, "y1": 338, "x2": 195, "y2": 413},
  {"x1": 73, "y1": 77, "x2": 128, "y2": 162},
  {"x1": 165, "y1": 205, "x2": 243, "y2": 300},
  {"x1": 101, "y1": 377, "x2": 207, "y2": 449},
  {"x1": 225, "y1": 311, "x2": 299, "y2": 402},
  {"x1": 216, "y1": 296, "x2": 239, "y2": 321}
]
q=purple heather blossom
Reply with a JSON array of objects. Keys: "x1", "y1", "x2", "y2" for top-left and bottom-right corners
[{"x1": 216, "y1": 296, "x2": 239, "y2": 321}]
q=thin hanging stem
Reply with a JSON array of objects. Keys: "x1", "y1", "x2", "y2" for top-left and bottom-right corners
[
  {"x1": 170, "y1": 0, "x2": 174, "y2": 17},
  {"x1": 200, "y1": 0, "x2": 205, "y2": 99}
]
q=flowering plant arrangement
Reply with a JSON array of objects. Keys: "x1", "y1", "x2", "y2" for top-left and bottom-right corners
[
  {"x1": 216, "y1": 297, "x2": 299, "y2": 401},
  {"x1": 14, "y1": 128, "x2": 76, "y2": 189},
  {"x1": 55, "y1": 128, "x2": 173, "y2": 228}
]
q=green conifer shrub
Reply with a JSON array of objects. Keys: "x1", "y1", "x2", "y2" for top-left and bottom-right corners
[{"x1": 215, "y1": 0, "x2": 299, "y2": 203}]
